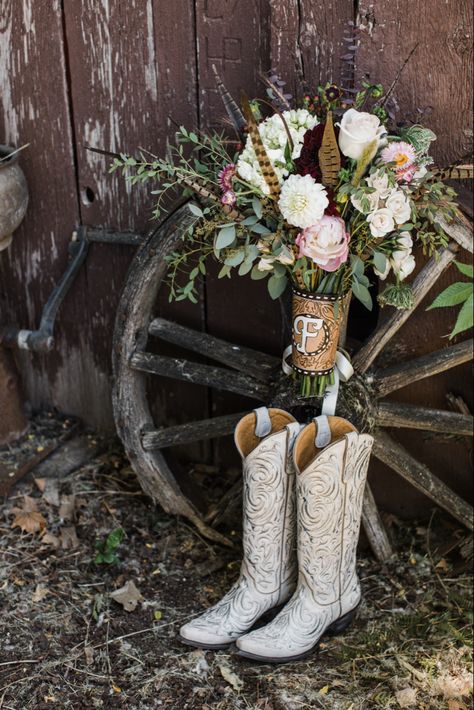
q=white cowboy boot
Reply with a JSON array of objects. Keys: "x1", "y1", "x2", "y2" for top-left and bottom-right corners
[
  {"x1": 179, "y1": 407, "x2": 301, "y2": 649},
  {"x1": 236, "y1": 415, "x2": 373, "y2": 662}
]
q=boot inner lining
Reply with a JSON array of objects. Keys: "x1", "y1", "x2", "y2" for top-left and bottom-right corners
[
  {"x1": 236, "y1": 409, "x2": 295, "y2": 458},
  {"x1": 295, "y1": 418, "x2": 357, "y2": 472}
]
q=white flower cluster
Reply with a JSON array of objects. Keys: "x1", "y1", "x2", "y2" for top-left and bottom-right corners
[
  {"x1": 236, "y1": 109, "x2": 318, "y2": 195},
  {"x1": 375, "y1": 232, "x2": 416, "y2": 282},
  {"x1": 351, "y1": 169, "x2": 415, "y2": 282},
  {"x1": 351, "y1": 169, "x2": 412, "y2": 238}
]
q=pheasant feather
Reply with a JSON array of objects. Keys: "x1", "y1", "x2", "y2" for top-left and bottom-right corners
[
  {"x1": 241, "y1": 91, "x2": 281, "y2": 197},
  {"x1": 318, "y1": 111, "x2": 341, "y2": 188},
  {"x1": 429, "y1": 163, "x2": 474, "y2": 182},
  {"x1": 212, "y1": 65, "x2": 246, "y2": 135},
  {"x1": 179, "y1": 175, "x2": 241, "y2": 220}
]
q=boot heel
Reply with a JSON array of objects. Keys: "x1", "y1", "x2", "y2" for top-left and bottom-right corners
[{"x1": 326, "y1": 605, "x2": 359, "y2": 637}]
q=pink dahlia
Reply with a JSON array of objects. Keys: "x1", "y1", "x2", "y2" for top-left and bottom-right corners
[
  {"x1": 295, "y1": 215, "x2": 350, "y2": 272},
  {"x1": 218, "y1": 163, "x2": 236, "y2": 191}
]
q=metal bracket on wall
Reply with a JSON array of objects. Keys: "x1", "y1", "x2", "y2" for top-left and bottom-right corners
[{"x1": 0, "y1": 225, "x2": 144, "y2": 353}]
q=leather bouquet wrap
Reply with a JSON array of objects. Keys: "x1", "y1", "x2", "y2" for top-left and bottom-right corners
[{"x1": 291, "y1": 287, "x2": 347, "y2": 377}]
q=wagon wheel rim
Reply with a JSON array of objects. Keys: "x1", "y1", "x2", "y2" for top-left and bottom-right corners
[{"x1": 113, "y1": 201, "x2": 473, "y2": 554}]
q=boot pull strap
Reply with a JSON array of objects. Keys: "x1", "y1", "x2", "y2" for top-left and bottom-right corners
[
  {"x1": 314, "y1": 415, "x2": 331, "y2": 448},
  {"x1": 254, "y1": 407, "x2": 272, "y2": 438}
]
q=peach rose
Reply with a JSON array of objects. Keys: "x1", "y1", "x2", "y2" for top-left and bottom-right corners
[{"x1": 295, "y1": 215, "x2": 350, "y2": 272}]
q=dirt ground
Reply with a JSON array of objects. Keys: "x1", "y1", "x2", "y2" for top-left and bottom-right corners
[{"x1": 0, "y1": 413, "x2": 472, "y2": 710}]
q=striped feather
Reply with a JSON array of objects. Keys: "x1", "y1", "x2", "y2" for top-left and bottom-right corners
[
  {"x1": 179, "y1": 175, "x2": 241, "y2": 220},
  {"x1": 318, "y1": 112, "x2": 341, "y2": 188},
  {"x1": 212, "y1": 65, "x2": 246, "y2": 135},
  {"x1": 241, "y1": 91, "x2": 281, "y2": 197},
  {"x1": 429, "y1": 163, "x2": 474, "y2": 182}
]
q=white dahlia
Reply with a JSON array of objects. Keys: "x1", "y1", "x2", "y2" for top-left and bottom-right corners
[
  {"x1": 236, "y1": 109, "x2": 318, "y2": 195},
  {"x1": 278, "y1": 174, "x2": 329, "y2": 229}
]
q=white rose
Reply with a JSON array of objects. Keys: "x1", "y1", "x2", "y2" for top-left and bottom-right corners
[
  {"x1": 367, "y1": 208, "x2": 395, "y2": 238},
  {"x1": 337, "y1": 109, "x2": 387, "y2": 161},
  {"x1": 366, "y1": 169, "x2": 392, "y2": 199},
  {"x1": 396, "y1": 231, "x2": 413, "y2": 251},
  {"x1": 391, "y1": 251, "x2": 416, "y2": 281},
  {"x1": 351, "y1": 190, "x2": 380, "y2": 214},
  {"x1": 385, "y1": 190, "x2": 412, "y2": 225}
]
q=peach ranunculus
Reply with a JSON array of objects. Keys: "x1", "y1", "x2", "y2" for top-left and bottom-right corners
[{"x1": 295, "y1": 216, "x2": 350, "y2": 272}]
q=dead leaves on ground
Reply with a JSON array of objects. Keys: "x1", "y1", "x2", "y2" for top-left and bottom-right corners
[
  {"x1": 10, "y1": 496, "x2": 47, "y2": 534},
  {"x1": 110, "y1": 580, "x2": 143, "y2": 612}
]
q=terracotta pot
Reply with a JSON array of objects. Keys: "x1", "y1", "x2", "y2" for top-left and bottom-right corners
[
  {"x1": 291, "y1": 287, "x2": 346, "y2": 376},
  {"x1": 0, "y1": 145, "x2": 28, "y2": 251}
]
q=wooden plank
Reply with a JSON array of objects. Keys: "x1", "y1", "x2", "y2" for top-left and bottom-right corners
[
  {"x1": 62, "y1": 0, "x2": 207, "y2": 433},
  {"x1": 373, "y1": 431, "x2": 474, "y2": 531},
  {"x1": 376, "y1": 401, "x2": 473, "y2": 436},
  {"x1": 376, "y1": 339, "x2": 474, "y2": 396},
  {"x1": 0, "y1": 1, "x2": 96, "y2": 422}
]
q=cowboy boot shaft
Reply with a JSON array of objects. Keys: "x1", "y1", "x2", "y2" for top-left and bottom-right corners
[{"x1": 240, "y1": 423, "x2": 298, "y2": 600}]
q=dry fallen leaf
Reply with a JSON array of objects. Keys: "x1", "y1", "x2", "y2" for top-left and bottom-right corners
[
  {"x1": 448, "y1": 701, "x2": 468, "y2": 710},
  {"x1": 58, "y1": 495, "x2": 76, "y2": 520},
  {"x1": 11, "y1": 497, "x2": 46, "y2": 534},
  {"x1": 395, "y1": 687, "x2": 418, "y2": 708},
  {"x1": 32, "y1": 585, "x2": 49, "y2": 603},
  {"x1": 42, "y1": 479, "x2": 60, "y2": 507},
  {"x1": 60, "y1": 526, "x2": 79, "y2": 550},
  {"x1": 84, "y1": 646, "x2": 94, "y2": 666},
  {"x1": 110, "y1": 580, "x2": 143, "y2": 612},
  {"x1": 433, "y1": 670, "x2": 473, "y2": 699},
  {"x1": 41, "y1": 532, "x2": 60, "y2": 549},
  {"x1": 217, "y1": 660, "x2": 243, "y2": 692}
]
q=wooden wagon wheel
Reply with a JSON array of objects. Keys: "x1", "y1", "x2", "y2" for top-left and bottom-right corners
[{"x1": 112, "y1": 202, "x2": 474, "y2": 558}]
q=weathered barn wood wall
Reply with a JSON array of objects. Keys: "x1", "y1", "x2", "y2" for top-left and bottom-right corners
[{"x1": 0, "y1": 1, "x2": 472, "y2": 514}]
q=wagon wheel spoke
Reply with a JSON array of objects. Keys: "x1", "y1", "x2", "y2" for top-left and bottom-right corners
[
  {"x1": 130, "y1": 351, "x2": 270, "y2": 401},
  {"x1": 373, "y1": 430, "x2": 474, "y2": 531},
  {"x1": 375, "y1": 339, "x2": 473, "y2": 397},
  {"x1": 149, "y1": 318, "x2": 279, "y2": 382},
  {"x1": 142, "y1": 411, "x2": 248, "y2": 450},
  {"x1": 376, "y1": 401, "x2": 474, "y2": 436},
  {"x1": 353, "y1": 242, "x2": 459, "y2": 374},
  {"x1": 362, "y1": 484, "x2": 394, "y2": 562}
]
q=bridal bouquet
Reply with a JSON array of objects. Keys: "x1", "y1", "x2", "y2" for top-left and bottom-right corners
[{"x1": 112, "y1": 72, "x2": 465, "y2": 396}]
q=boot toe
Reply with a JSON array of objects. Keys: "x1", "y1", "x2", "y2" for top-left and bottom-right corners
[{"x1": 179, "y1": 621, "x2": 234, "y2": 649}]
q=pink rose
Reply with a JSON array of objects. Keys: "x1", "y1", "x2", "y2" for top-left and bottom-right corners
[{"x1": 295, "y1": 215, "x2": 350, "y2": 272}]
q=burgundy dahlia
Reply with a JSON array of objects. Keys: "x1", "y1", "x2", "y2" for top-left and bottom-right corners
[{"x1": 295, "y1": 124, "x2": 325, "y2": 181}]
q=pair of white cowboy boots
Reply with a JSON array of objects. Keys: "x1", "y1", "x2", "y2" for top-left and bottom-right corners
[{"x1": 180, "y1": 406, "x2": 374, "y2": 663}]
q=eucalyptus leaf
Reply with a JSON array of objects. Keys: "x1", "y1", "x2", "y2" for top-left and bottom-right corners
[
  {"x1": 241, "y1": 215, "x2": 259, "y2": 226},
  {"x1": 215, "y1": 225, "x2": 236, "y2": 249},
  {"x1": 188, "y1": 203, "x2": 203, "y2": 218},
  {"x1": 238, "y1": 259, "x2": 254, "y2": 276},
  {"x1": 250, "y1": 265, "x2": 269, "y2": 280},
  {"x1": 350, "y1": 254, "x2": 365, "y2": 277},
  {"x1": 224, "y1": 250, "x2": 246, "y2": 267},
  {"x1": 267, "y1": 274, "x2": 288, "y2": 300},
  {"x1": 352, "y1": 279, "x2": 373, "y2": 311},
  {"x1": 250, "y1": 223, "x2": 272, "y2": 235},
  {"x1": 372, "y1": 252, "x2": 388, "y2": 273},
  {"x1": 252, "y1": 197, "x2": 263, "y2": 219}
]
